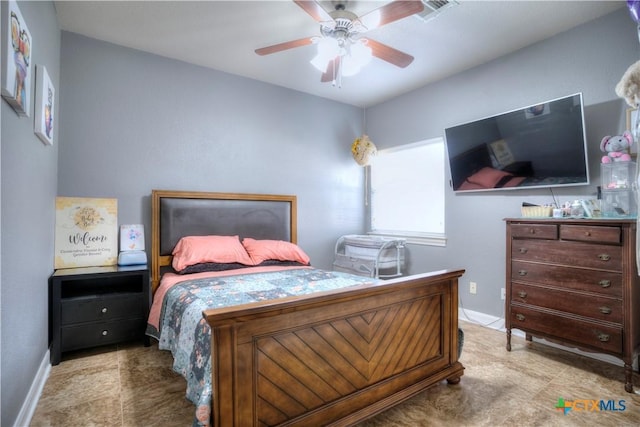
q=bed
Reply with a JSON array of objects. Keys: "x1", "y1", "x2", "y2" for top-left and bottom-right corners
[{"x1": 148, "y1": 189, "x2": 465, "y2": 427}]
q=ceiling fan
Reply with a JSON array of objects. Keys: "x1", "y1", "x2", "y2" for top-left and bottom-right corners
[{"x1": 255, "y1": 1, "x2": 425, "y2": 85}]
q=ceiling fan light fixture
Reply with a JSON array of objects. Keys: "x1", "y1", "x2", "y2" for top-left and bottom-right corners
[
  {"x1": 350, "y1": 40, "x2": 372, "y2": 67},
  {"x1": 310, "y1": 37, "x2": 340, "y2": 71},
  {"x1": 341, "y1": 57, "x2": 361, "y2": 77},
  {"x1": 340, "y1": 40, "x2": 372, "y2": 77},
  {"x1": 258, "y1": 0, "x2": 423, "y2": 86}
]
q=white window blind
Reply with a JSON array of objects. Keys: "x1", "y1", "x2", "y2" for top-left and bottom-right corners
[{"x1": 370, "y1": 138, "x2": 446, "y2": 246}]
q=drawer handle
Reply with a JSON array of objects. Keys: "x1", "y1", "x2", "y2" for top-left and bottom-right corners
[
  {"x1": 101, "y1": 307, "x2": 108, "y2": 314},
  {"x1": 102, "y1": 330, "x2": 108, "y2": 336},
  {"x1": 599, "y1": 306, "x2": 612, "y2": 315},
  {"x1": 598, "y1": 254, "x2": 611, "y2": 261},
  {"x1": 584, "y1": 231, "x2": 591, "y2": 237},
  {"x1": 597, "y1": 333, "x2": 610, "y2": 342},
  {"x1": 519, "y1": 248, "x2": 528, "y2": 254},
  {"x1": 518, "y1": 291, "x2": 527, "y2": 298},
  {"x1": 516, "y1": 314, "x2": 525, "y2": 321},
  {"x1": 529, "y1": 229, "x2": 536, "y2": 234},
  {"x1": 599, "y1": 280, "x2": 611, "y2": 288},
  {"x1": 518, "y1": 270, "x2": 528, "y2": 276}
]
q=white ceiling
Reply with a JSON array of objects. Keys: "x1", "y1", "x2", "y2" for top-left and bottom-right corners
[{"x1": 54, "y1": 1, "x2": 625, "y2": 107}]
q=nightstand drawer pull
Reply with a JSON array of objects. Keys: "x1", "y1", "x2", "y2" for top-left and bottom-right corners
[
  {"x1": 599, "y1": 280, "x2": 611, "y2": 288},
  {"x1": 519, "y1": 248, "x2": 528, "y2": 254},
  {"x1": 597, "y1": 254, "x2": 611, "y2": 261},
  {"x1": 101, "y1": 307, "x2": 108, "y2": 314},
  {"x1": 516, "y1": 314, "x2": 525, "y2": 321},
  {"x1": 102, "y1": 330, "x2": 108, "y2": 336},
  {"x1": 518, "y1": 270, "x2": 528, "y2": 276},
  {"x1": 597, "y1": 333, "x2": 610, "y2": 342},
  {"x1": 517, "y1": 291, "x2": 527, "y2": 298},
  {"x1": 599, "y1": 306, "x2": 612, "y2": 315}
]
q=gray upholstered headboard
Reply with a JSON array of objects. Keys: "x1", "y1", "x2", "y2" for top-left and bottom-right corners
[{"x1": 151, "y1": 190, "x2": 297, "y2": 291}]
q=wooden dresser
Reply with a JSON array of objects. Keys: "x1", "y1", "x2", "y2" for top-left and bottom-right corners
[{"x1": 505, "y1": 218, "x2": 640, "y2": 392}]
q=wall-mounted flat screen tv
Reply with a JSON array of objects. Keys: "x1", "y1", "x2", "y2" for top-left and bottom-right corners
[{"x1": 445, "y1": 93, "x2": 589, "y2": 193}]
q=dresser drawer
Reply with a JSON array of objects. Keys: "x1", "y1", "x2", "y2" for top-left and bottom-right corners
[
  {"x1": 510, "y1": 305, "x2": 622, "y2": 353},
  {"x1": 61, "y1": 294, "x2": 143, "y2": 325},
  {"x1": 511, "y1": 283, "x2": 622, "y2": 323},
  {"x1": 560, "y1": 224, "x2": 621, "y2": 244},
  {"x1": 61, "y1": 318, "x2": 145, "y2": 351},
  {"x1": 511, "y1": 223, "x2": 558, "y2": 240},
  {"x1": 511, "y1": 240, "x2": 622, "y2": 271},
  {"x1": 511, "y1": 261, "x2": 622, "y2": 297}
]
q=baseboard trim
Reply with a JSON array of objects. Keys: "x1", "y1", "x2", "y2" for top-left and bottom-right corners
[
  {"x1": 14, "y1": 350, "x2": 51, "y2": 427},
  {"x1": 458, "y1": 308, "x2": 629, "y2": 369}
]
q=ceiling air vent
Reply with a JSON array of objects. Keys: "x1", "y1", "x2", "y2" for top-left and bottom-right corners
[{"x1": 415, "y1": 0, "x2": 459, "y2": 23}]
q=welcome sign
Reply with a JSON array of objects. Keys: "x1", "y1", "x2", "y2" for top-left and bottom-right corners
[{"x1": 54, "y1": 197, "x2": 118, "y2": 269}]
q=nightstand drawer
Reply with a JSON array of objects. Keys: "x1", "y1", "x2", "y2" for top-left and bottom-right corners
[
  {"x1": 61, "y1": 294, "x2": 143, "y2": 325},
  {"x1": 61, "y1": 318, "x2": 145, "y2": 351},
  {"x1": 511, "y1": 283, "x2": 622, "y2": 323},
  {"x1": 510, "y1": 305, "x2": 622, "y2": 353}
]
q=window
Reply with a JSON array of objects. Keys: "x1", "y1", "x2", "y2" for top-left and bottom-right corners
[{"x1": 369, "y1": 137, "x2": 446, "y2": 246}]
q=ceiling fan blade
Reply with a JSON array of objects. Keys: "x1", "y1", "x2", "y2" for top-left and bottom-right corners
[
  {"x1": 321, "y1": 57, "x2": 340, "y2": 83},
  {"x1": 255, "y1": 37, "x2": 314, "y2": 56},
  {"x1": 294, "y1": 0, "x2": 334, "y2": 23},
  {"x1": 358, "y1": 0, "x2": 424, "y2": 31},
  {"x1": 365, "y1": 38, "x2": 415, "y2": 68}
]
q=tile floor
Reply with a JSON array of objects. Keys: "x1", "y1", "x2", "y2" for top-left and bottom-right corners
[{"x1": 30, "y1": 320, "x2": 640, "y2": 426}]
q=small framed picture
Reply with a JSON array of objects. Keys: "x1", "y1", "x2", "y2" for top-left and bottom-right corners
[
  {"x1": 1, "y1": 0, "x2": 32, "y2": 117},
  {"x1": 34, "y1": 65, "x2": 54, "y2": 145}
]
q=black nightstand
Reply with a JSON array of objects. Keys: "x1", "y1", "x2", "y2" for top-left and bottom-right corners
[{"x1": 49, "y1": 265, "x2": 150, "y2": 365}]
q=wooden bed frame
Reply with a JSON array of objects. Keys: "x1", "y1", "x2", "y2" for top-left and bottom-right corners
[{"x1": 151, "y1": 189, "x2": 464, "y2": 427}]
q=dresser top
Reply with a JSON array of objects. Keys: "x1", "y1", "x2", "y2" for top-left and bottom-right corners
[{"x1": 505, "y1": 218, "x2": 636, "y2": 226}]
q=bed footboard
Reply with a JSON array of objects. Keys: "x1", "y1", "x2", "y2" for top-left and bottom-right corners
[{"x1": 203, "y1": 269, "x2": 464, "y2": 427}]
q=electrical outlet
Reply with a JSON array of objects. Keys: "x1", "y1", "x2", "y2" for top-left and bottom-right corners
[
  {"x1": 501, "y1": 288, "x2": 506, "y2": 300},
  {"x1": 470, "y1": 281, "x2": 477, "y2": 294}
]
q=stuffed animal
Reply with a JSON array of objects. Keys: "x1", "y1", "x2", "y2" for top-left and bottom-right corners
[
  {"x1": 616, "y1": 60, "x2": 640, "y2": 107},
  {"x1": 600, "y1": 131, "x2": 633, "y2": 163}
]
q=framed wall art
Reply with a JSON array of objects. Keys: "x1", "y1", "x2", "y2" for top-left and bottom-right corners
[
  {"x1": 1, "y1": 0, "x2": 32, "y2": 117},
  {"x1": 55, "y1": 197, "x2": 119, "y2": 269},
  {"x1": 34, "y1": 65, "x2": 54, "y2": 145}
]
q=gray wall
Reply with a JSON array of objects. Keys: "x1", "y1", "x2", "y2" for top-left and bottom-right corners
[
  {"x1": 1, "y1": 1, "x2": 60, "y2": 425},
  {"x1": 366, "y1": 8, "x2": 640, "y2": 317},
  {"x1": 57, "y1": 32, "x2": 365, "y2": 272}
]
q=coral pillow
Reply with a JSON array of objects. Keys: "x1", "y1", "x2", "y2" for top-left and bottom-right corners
[
  {"x1": 466, "y1": 167, "x2": 512, "y2": 188},
  {"x1": 172, "y1": 235, "x2": 253, "y2": 272},
  {"x1": 242, "y1": 238, "x2": 311, "y2": 265}
]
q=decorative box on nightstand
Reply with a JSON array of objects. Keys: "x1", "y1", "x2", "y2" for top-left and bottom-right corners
[{"x1": 49, "y1": 265, "x2": 150, "y2": 365}]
